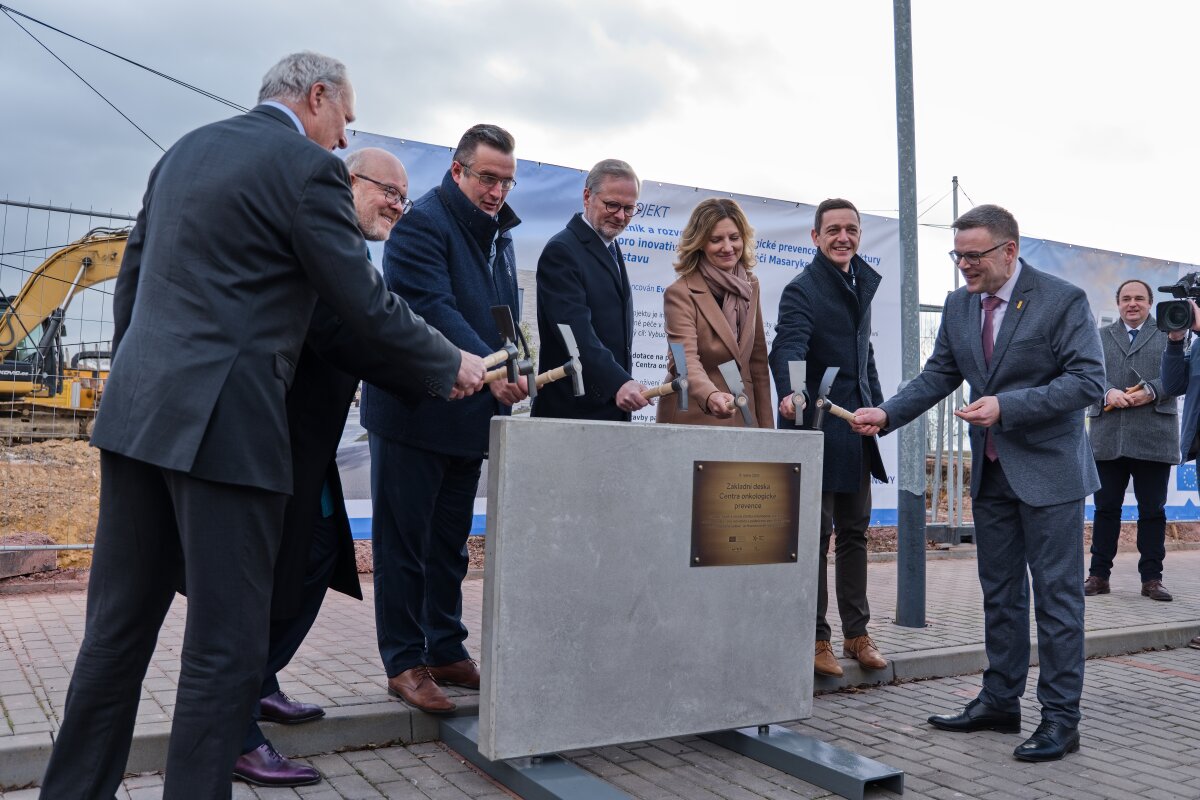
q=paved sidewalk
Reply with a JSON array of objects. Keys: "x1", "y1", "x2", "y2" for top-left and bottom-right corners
[
  {"x1": 3, "y1": 548, "x2": 1200, "y2": 790},
  {"x1": 9, "y1": 648, "x2": 1200, "y2": 799}
]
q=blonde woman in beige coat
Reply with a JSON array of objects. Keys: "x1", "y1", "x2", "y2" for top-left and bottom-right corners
[{"x1": 656, "y1": 198, "x2": 772, "y2": 428}]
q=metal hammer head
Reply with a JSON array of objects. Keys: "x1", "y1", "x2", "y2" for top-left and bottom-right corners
[
  {"x1": 669, "y1": 342, "x2": 688, "y2": 412},
  {"x1": 811, "y1": 366, "x2": 840, "y2": 430},
  {"x1": 787, "y1": 360, "x2": 806, "y2": 427},
  {"x1": 490, "y1": 305, "x2": 520, "y2": 383},
  {"x1": 556, "y1": 323, "x2": 585, "y2": 396},
  {"x1": 717, "y1": 360, "x2": 753, "y2": 426}
]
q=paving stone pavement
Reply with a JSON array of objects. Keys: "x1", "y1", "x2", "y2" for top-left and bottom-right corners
[
  {"x1": 4, "y1": 548, "x2": 1200, "y2": 793},
  {"x1": 8, "y1": 647, "x2": 1200, "y2": 799}
]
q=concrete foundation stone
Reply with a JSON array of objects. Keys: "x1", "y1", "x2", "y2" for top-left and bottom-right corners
[{"x1": 479, "y1": 417, "x2": 823, "y2": 759}]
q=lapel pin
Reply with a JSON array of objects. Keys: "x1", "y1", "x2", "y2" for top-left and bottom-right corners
[{"x1": 1016, "y1": 299, "x2": 1024, "y2": 310}]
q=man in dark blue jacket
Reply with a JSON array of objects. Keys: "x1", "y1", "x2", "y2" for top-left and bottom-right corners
[
  {"x1": 361, "y1": 124, "x2": 527, "y2": 714},
  {"x1": 768, "y1": 198, "x2": 888, "y2": 679}
]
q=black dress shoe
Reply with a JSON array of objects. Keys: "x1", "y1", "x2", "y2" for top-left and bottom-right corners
[
  {"x1": 1013, "y1": 720, "x2": 1080, "y2": 762},
  {"x1": 233, "y1": 742, "x2": 321, "y2": 787},
  {"x1": 928, "y1": 698, "x2": 1021, "y2": 733},
  {"x1": 259, "y1": 690, "x2": 325, "y2": 724}
]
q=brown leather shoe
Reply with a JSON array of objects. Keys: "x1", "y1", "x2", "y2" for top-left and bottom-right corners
[
  {"x1": 1083, "y1": 576, "x2": 1110, "y2": 596},
  {"x1": 1142, "y1": 580, "x2": 1173, "y2": 602},
  {"x1": 387, "y1": 666, "x2": 455, "y2": 714},
  {"x1": 1189, "y1": 636, "x2": 1200, "y2": 650},
  {"x1": 843, "y1": 634, "x2": 887, "y2": 670},
  {"x1": 428, "y1": 658, "x2": 480, "y2": 690},
  {"x1": 814, "y1": 640, "x2": 843, "y2": 677}
]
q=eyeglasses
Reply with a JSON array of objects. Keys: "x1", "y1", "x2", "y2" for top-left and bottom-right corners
[
  {"x1": 948, "y1": 241, "x2": 1011, "y2": 267},
  {"x1": 458, "y1": 163, "x2": 517, "y2": 191},
  {"x1": 353, "y1": 173, "x2": 413, "y2": 213},
  {"x1": 600, "y1": 200, "x2": 638, "y2": 217}
]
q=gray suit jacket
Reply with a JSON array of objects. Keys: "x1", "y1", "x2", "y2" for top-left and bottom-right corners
[
  {"x1": 92, "y1": 105, "x2": 460, "y2": 494},
  {"x1": 1085, "y1": 318, "x2": 1179, "y2": 463},
  {"x1": 880, "y1": 260, "x2": 1105, "y2": 507}
]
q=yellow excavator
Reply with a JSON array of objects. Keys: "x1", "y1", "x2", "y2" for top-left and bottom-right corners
[{"x1": 0, "y1": 227, "x2": 128, "y2": 441}]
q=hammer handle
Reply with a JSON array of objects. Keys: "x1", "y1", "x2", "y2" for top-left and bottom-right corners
[
  {"x1": 1102, "y1": 381, "x2": 1146, "y2": 412},
  {"x1": 484, "y1": 368, "x2": 509, "y2": 385},
  {"x1": 642, "y1": 382, "x2": 677, "y2": 400},
  {"x1": 816, "y1": 397, "x2": 856, "y2": 423},
  {"x1": 537, "y1": 365, "x2": 568, "y2": 388},
  {"x1": 482, "y1": 349, "x2": 511, "y2": 369},
  {"x1": 724, "y1": 395, "x2": 749, "y2": 412}
]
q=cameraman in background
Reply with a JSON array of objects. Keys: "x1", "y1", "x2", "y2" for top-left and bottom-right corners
[{"x1": 1159, "y1": 280, "x2": 1200, "y2": 644}]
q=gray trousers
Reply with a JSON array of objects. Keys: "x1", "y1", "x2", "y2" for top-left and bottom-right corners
[{"x1": 973, "y1": 458, "x2": 1085, "y2": 727}]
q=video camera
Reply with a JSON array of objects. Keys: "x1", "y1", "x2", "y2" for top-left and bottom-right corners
[{"x1": 1157, "y1": 272, "x2": 1200, "y2": 332}]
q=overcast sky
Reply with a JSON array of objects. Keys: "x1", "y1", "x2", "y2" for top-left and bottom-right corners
[{"x1": 3, "y1": 0, "x2": 1197, "y2": 302}]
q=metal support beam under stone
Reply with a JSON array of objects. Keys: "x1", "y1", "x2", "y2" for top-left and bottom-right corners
[
  {"x1": 440, "y1": 716, "x2": 633, "y2": 800},
  {"x1": 702, "y1": 725, "x2": 904, "y2": 800}
]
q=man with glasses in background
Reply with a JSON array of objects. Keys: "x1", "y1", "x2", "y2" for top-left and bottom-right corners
[
  {"x1": 853, "y1": 205, "x2": 1104, "y2": 763},
  {"x1": 361, "y1": 124, "x2": 527, "y2": 715},
  {"x1": 533, "y1": 159, "x2": 648, "y2": 420}
]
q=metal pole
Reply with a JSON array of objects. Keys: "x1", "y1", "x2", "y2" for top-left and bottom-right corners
[
  {"x1": 950, "y1": 177, "x2": 965, "y2": 532},
  {"x1": 0, "y1": 198, "x2": 135, "y2": 221},
  {"x1": 893, "y1": 0, "x2": 925, "y2": 628}
]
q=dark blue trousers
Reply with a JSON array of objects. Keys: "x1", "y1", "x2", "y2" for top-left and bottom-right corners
[
  {"x1": 242, "y1": 512, "x2": 339, "y2": 754},
  {"x1": 1090, "y1": 457, "x2": 1170, "y2": 582},
  {"x1": 973, "y1": 459, "x2": 1085, "y2": 727},
  {"x1": 369, "y1": 434, "x2": 478, "y2": 677}
]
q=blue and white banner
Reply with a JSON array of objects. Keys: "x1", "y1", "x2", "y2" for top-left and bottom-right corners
[{"x1": 344, "y1": 129, "x2": 1200, "y2": 529}]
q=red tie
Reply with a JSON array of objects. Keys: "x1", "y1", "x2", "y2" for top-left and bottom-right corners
[{"x1": 981, "y1": 295, "x2": 1003, "y2": 460}]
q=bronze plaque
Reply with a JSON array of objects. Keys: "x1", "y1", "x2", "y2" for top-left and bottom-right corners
[{"x1": 690, "y1": 461, "x2": 801, "y2": 567}]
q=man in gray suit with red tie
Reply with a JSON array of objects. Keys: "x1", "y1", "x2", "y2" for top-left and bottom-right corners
[
  {"x1": 40, "y1": 53, "x2": 484, "y2": 798},
  {"x1": 853, "y1": 204, "x2": 1104, "y2": 763}
]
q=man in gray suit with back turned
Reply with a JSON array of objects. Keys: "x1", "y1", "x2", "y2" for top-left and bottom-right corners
[
  {"x1": 40, "y1": 52, "x2": 484, "y2": 799},
  {"x1": 853, "y1": 205, "x2": 1104, "y2": 763}
]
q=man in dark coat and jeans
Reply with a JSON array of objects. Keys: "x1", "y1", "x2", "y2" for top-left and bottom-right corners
[{"x1": 768, "y1": 198, "x2": 888, "y2": 678}]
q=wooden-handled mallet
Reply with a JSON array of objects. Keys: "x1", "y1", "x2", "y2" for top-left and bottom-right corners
[
  {"x1": 1102, "y1": 368, "x2": 1147, "y2": 412},
  {"x1": 641, "y1": 342, "x2": 689, "y2": 411},
  {"x1": 787, "y1": 359, "x2": 807, "y2": 426},
  {"x1": 485, "y1": 323, "x2": 584, "y2": 396},
  {"x1": 814, "y1": 396, "x2": 857, "y2": 423}
]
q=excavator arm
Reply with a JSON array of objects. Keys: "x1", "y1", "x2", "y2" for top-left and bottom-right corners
[{"x1": 0, "y1": 227, "x2": 128, "y2": 361}]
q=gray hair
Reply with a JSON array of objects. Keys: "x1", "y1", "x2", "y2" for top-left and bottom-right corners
[
  {"x1": 451, "y1": 124, "x2": 515, "y2": 165},
  {"x1": 585, "y1": 159, "x2": 640, "y2": 194},
  {"x1": 343, "y1": 149, "x2": 372, "y2": 174},
  {"x1": 258, "y1": 52, "x2": 349, "y2": 104},
  {"x1": 952, "y1": 204, "x2": 1020, "y2": 244}
]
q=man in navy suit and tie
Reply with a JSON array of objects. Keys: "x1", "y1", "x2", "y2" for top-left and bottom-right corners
[
  {"x1": 532, "y1": 158, "x2": 648, "y2": 420},
  {"x1": 854, "y1": 204, "x2": 1104, "y2": 762}
]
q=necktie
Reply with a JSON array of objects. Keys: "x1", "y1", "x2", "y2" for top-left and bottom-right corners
[
  {"x1": 981, "y1": 295, "x2": 1003, "y2": 461},
  {"x1": 1129, "y1": 328, "x2": 1138, "y2": 344},
  {"x1": 607, "y1": 241, "x2": 620, "y2": 265}
]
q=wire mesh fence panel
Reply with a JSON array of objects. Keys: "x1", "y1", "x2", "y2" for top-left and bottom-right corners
[{"x1": 1, "y1": 200, "x2": 130, "y2": 571}]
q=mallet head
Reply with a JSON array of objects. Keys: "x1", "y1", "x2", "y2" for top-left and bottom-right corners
[
  {"x1": 717, "y1": 359, "x2": 753, "y2": 426},
  {"x1": 669, "y1": 342, "x2": 688, "y2": 412},
  {"x1": 787, "y1": 360, "x2": 806, "y2": 427},
  {"x1": 490, "y1": 305, "x2": 520, "y2": 383},
  {"x1": 556, "y1": 323, "x2": 585, "y2": 397}
]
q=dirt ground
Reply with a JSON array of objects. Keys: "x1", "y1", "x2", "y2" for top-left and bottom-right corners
[{"x1": 5, "y1": 439, "x2": 1200, "y2": 585}]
